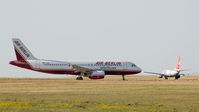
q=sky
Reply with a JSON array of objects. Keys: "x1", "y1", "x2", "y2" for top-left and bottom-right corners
[{"x1": 0, "y1": 0, "x2": 198, "y2": 78}]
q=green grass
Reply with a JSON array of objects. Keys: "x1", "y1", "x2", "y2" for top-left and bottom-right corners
[{"x1": 0, "y1": 76, "x2": 199, "y2": 112}]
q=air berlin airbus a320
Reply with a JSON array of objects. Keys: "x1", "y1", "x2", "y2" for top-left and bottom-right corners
[{"x1": 9, "y1": 38, "x2": 142, "y2": 80}]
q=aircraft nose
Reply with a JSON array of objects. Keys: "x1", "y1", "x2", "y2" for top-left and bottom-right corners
[{"x1": 136, "y1": 67, "x2": 142, "y2": 73}]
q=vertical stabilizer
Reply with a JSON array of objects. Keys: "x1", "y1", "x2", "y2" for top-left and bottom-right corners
[
  {"x1": 175, "y1": 56, "x2": 180, "y2": 71},
  {"x1": 12, "y1": 38, "x2": 37, "y2": 60}
]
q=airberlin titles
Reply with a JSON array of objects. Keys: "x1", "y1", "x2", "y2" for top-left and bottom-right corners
[
  {"x1": 96, "y1": 61, "x2": 122, "y2": 66},
  {"x1": 14, "y1": 40, "x2": 30, "y2": 58}
]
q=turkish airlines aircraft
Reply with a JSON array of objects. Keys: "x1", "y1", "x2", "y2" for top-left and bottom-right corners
[
  {"x1": 9, "y1": 38, "x2": 142, "y2": 80},
  {"x1": 145, "y1": 57, "x2": 185, "y2": 80}
]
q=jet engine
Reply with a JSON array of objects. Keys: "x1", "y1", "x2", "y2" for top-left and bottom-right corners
[
  {"x1": 89, "y1": 71, "x2": 105, "y2": 79},
  {"x1": 175, "y1": 75, "x2": 181, "y2": 80}
]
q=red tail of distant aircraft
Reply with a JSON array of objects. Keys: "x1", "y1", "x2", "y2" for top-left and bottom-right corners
[
  {"x1": 175, "y1": 56, "x2": 180, "y2": 71},
  {"x1": 144, "y1": 56, "x2": 186, "y2": 80},
  {"x1": 9, "y1": 38, "x2": 142, "y2": 80}
]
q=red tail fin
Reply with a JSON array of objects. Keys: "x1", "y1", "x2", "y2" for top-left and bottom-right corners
[
  {"x1": 14, "y1": 47, "x2": 25, "y2": 60},
  {"x1": 175, "y1": 56, "x2": 180, "y2": 70}
]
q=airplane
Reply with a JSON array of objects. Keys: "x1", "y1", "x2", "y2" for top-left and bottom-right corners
[
  {"x1": 144, "y1": 56, "x2": 186, "y2": 80},
  {"x1": 9, "y1": 38, "x2": 142, "y2": 80}
]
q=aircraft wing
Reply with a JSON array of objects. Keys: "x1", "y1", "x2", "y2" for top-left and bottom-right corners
[
  {"x1": 144, "y1": 72, "x2": 164, "y2": 76},
  {"x1": 179, "y1": 69, "x2": 190, "y2": 72},
  {"x1": 178, "y1": 72, "x2": 199, "y2": 76},
  {"x1": 72, "y1": 65, "x2": 92, "y2": 74},
  {"x1": 178, "y1": 73, "x2": 185, "y2": 76}
]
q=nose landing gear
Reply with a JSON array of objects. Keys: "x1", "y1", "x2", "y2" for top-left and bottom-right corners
[{"x1": 122, "y1": 75, "x2": 126, "y2": 80}]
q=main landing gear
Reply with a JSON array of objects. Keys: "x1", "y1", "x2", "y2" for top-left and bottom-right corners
[
  {"x1": 76, "y1": 73, "x2": 84, "y2": 80},
  {"x1": 76, "y1": 76, "x2": 83, "y2": 80},
  {"x1": 122, "y1": 75, "x2": 126, "y2": 80}
]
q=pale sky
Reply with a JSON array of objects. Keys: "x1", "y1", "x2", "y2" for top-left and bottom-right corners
[{"x1": 0, "y1": 0, "x2": 198, "y2": 78}]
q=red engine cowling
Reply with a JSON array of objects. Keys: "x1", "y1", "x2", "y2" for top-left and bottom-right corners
[{"x1": 89, "y1": 71, "x2": 105, "y2": 79}]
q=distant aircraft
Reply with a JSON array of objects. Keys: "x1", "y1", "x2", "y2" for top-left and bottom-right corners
[
  {"x1": 9, "y1": 38, "x2": 142, "y2": 80},
  {"x1": 144, "y1": 56, "x2": 186, "y2": 80}
]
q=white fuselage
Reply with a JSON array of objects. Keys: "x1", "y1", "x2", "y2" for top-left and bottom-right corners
[
  {"x1": 11, "y1": 59, "x2": 142, "y2": 75},
  {"x1": 35, "y1": 60, "x2": 141, "y2": 73},
  {"x1": 162, "y1": 70, "x2": 179, "y2": 77}
]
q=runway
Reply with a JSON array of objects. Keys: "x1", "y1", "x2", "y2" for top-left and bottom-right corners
[{"x1": 0, "y1": 75, "x2": 199, "y2": 112}]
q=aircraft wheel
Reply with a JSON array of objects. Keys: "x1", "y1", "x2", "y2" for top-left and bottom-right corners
[
  {"x1": 122, "y1": 75, "x2": 126, "y2": 80},
  {"x1": 175, "y1": 77, "x2": 179, "y2": 80},
  {"x1": 76, "y1": 77, "x2": 83, "y2": 80},
  {"x1": 164, "y1": 77, "x2": 168, "y2": 80}
]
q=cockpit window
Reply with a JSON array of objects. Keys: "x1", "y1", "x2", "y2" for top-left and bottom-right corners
[{"x1": 132, "y1": 64, "x2": 136, "y2": 67}]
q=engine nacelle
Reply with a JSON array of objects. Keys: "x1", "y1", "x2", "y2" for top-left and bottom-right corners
[
  {"x1": 175, "y1": 75, "x2": 181, "y2": 79},
  {"x1": 89, "y1": 71, "x2": 105, "y2": 79}
]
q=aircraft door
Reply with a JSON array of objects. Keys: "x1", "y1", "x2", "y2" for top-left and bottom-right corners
[{"x1": 123, "y1": 62, "x2": 127, "y2": 70}]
